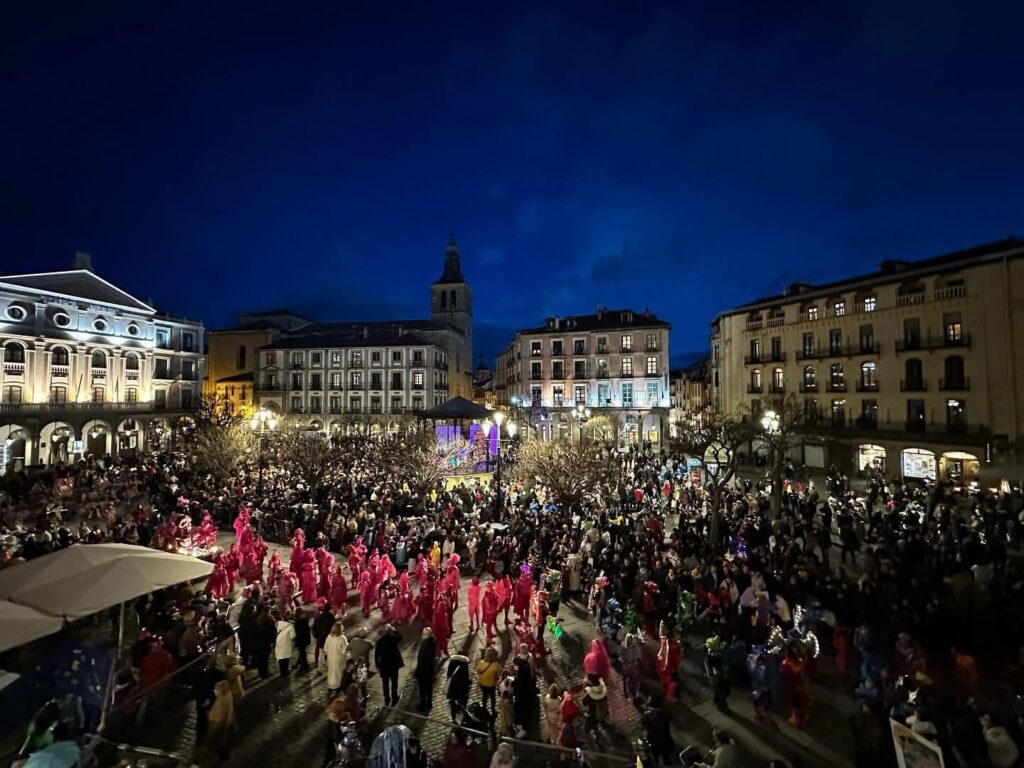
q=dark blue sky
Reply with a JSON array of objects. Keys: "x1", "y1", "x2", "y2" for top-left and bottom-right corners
[{"x1": 2, "y1": 1, "x2": 1021, "y2": 363}]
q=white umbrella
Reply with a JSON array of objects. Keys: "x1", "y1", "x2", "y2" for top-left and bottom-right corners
[
  {"x1": 0, "y1": 544, "x2": 212, "y2": 620},
  {"x1": 0, "y1": 600, "x2": 63, "y2": 653}
]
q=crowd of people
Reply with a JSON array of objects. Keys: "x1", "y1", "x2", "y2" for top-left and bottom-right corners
[{"x1": 2, "y1": 430, "x2": 1024, "y2": 768}]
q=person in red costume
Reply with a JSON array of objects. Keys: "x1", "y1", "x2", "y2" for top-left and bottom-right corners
[
  {"x1": 347, "y1": 540, "x2": 365, "y2": 584},
  {"x1": 656, "y1": 631, "x2": 682, "y2": 703},
  {"x1": 466, "y1": 576, "x2": 481, "y2": 631},
  {"x1": 299, "y1": 548, "x2": 318, "y2": 604},
  {"x1": 377, "y1": 553, "x2": 397, "y2": 586},
  {"x1": 414, "y1": 554, "x2": 429, "y2": 589},
  {"x1": 513, "y1": 565, "x2": 533, "y2": 626},
  {"x1": 642, "y1": 581, "x2": 660, "y2": 635},
  {"x1": 289, "y1": 528, "x2": 306, "y2": 576},
  {"x1": 358, "y1": 569, "x2": 374, "y2": 617},
  {"x1": 391, "y1": 572, "x2": 414, "y2": 623},
  {"x1": 583, "y1": 639, "x2": 611, "y2": 681},
  {"x1": 781, "y1": 645, "x2": 810, "y2": 727},
  {"x1": 482, "y1": 580, "x2": 499, "y2": 645},
  {"x1": 329, "y1": 564, "x2": 348, "y2": 614},
  {"x1": 433, "y1": 593, "x2": 453, "y2": 657},
  {"x1": 443, "y1": 554, "x2": 461, "y2": 610},
  {"x1": 239, "y1": 548, "x2": 262, "y2": 586},
  {"x1": 193, "y1": 511, "x2": 217, "y2": 550},
  {"x1": 417, "y1": 578, "x2": 435, "y2": 623},
  {"x1": 367, "y1": 551, "x2": 381, "y2": 590},
  {"x1": 205, "y1": 556, "x2": 230, "y2": 599},
  {"x1": 316, "y1": 548, "x2": 335, "y2": 598},
  {"x1": 496, "y1": 574, "x2": 513, "y2": 625},
  {"x1": 276, "y1": 570, "x2": 297, "y2": 615},
  {"x1": 267, "y1": 551, "x2": 283, "y2": 588}
]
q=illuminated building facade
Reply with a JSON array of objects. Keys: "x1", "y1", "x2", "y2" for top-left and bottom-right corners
[
  {"x1": 0, "y1": 253, "x2": 204, "y2": 468},
  {"x1": 712, "y1": 238, "x2": 1024, "y2": 481},
  {"x1": 495, "y1": 307, "x2": 671, "y2": 446}
]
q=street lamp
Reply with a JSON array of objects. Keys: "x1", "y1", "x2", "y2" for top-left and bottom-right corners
[
  {"x1": 574, "y1": 402, "x2": 591, "y2": 446},
  {"x1": 760, "y1": 409, "x2": 782, "y2": 517},
  {"x1": 483, "y1": 411, "x2": 511, "y2": 516},
  {"x1": 250, "y1": 407, "x2": 278, "y2": 495}
]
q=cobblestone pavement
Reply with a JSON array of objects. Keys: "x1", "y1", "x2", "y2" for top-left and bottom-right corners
[{"x1": 123, "y1": 536, "x2": 857, "y2": 768}]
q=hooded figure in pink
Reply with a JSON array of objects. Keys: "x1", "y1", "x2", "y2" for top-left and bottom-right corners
[
  {"x1": 289, "y1": 528, "x2": 306, "y2": 576},
  {"x1": 482, "y1": 581, "x2": 500, "y2": 645},
  {"x1": 358, "y1": 569, "x2": 374, "y2": 617},
  {"x1": 329, "y1": 565, "x2": 349, "y2": 613},
  {"x1": 432, "y1": 594, "x2": 452, "y2": 656},
  {"x1": 496, "y1": 575, "x2": 513, "y2": 625},
  {"x1": 443, "y1": 554, "x2": 461, "y2": 610},
  {"x1": 390, "y1": 572, "x2": 414, "y2": 623},
  {"x1": 466, "y1": 575, "x2": 481, "y2": 631},
  {"x1": 268, "y1": 551, "x2": 283, "y2": 587},
  {"x1": 583, "y1": 639, "x2": 612, "y2": 681},
  {"x1": 316, "y1": 548, "x2": 335, "y2": 598},
  {"x1": 206, "y1": 556, "x2": 230, "y2": 599},
  {"x1": 299, "y1": 548, "x2": 318, "y2": 603},
  {"x1": 277, "y1": 570, "x2": 298, "y2": 614},
  {"x1": 513, "y1": 565, "x2": 533, "y2": 625}
]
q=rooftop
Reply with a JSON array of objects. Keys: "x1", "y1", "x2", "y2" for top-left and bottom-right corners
[
  {"x1": 217, "y1": 371, "x2": 255, "y2": 383},
  {"x1": 258, "y1": 331, "x2": 438, "y2": 350},
  {"x1": 518, "y1": 307, "x2": 670, "y2": 335},
  {"x1": 723, "y1": 236, "x2": 1023, "y2": 316}
]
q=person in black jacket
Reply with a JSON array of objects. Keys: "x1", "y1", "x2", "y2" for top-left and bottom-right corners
[
  {"x1": 413, "y1": 628, "x2": 437, "y2": 712},
  {"x1": 293, "y1": 608, "x2": 311, "y2": 672},
  {"x1": 641, "y1": 696, "x2": 675, "y2": 766},
  {"x1": 312, "y1": 603, "x2": 335, "y2": 669},
  {"x1": 374, "y1": 624, "x2": 404, "y2": 707},
  {"x1": 446, "y1": 653, "x2": 471, "y2": 722}
]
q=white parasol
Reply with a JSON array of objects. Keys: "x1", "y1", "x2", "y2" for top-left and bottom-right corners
[
  {"x1": 0, "y1": 600, "x2": 63, "y2": 654},
  {"x1": 0, "y1": 543, "x2": 212, "y2": 621}
]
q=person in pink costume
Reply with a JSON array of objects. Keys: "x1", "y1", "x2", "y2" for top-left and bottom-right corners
[
  {"x1": 416, "y1": 580, "x2": 435, "y2": 624},
  {"x1": 358, "y1": 570, "x2": 374, "y2": 617},
  {"x1": 513, "y1": 564, "x2": 533, "y2": 626},
  {"x1": 329, "y1": 565, "x2": 349, "y2": 614},
  {"x1": 194, "y1": 511, "x2": 218, "y2": 550},
  {"x1": 482, "y1": 580, "x2": 500, "y2": 645},
  {"x1": 289, "y1": 528, "x2": 306, "y2": 576},
  {"x1": 277, "y1": 570, "x2": 297, "y2": 614},
  {"x1": 377, "y1": 554, "x2": 397, "y2": 585},
  {"x1": 391, "y1": 573, "x2": 414, "y2": 623},
  {"x1": 432, "y1": 594, "x2": 452, "y2": 657},
  {"x1": 378, "y1": 580, "x2": 397, "y2": 622},
  {"x1": 496, "y1": 574, "x2": 513, "y2": 625},
  {"x1": 224, "y1": 543, "x2": 241, "y2": 584},
  {"x1": 232, "y1": 508, "x2": 249, "y2": 541},
  {"x1": 583, "y1": 639, "x2": 612, "y2": 681},
  {"x1": 367, "y1": 551, "x2": 381, "y2": 590},
  {"x1": 443, "y1": 554, "x2": 461, "y2": 610},
  {"x1": 253, "y1": 534, "x2": 268, "y2": 571},
  {"x1": 239, "y1": 549, "x2": 262, "y2": 585},
  {"x1": 299, "y1": 549, "x2": 318, "y2": 603},
  {"x1": 467, "y1": 576, "x2": 481, "y2": 631},
  {"x1": 347, "y1": 541, "x2": 365, "y2": 584},
  {"x1": 237, "y1": 520, "x2": 255, "y2": 558},
  {"x1": 316, "y1": 548, "x2": 335, "y2": 598},
  {"x1": 268, "y1": 551, "x2": 283, "y2": 587},
  {"x1": 414, "y1": 554, "x2": 429, "y2": 589},
  {"x1": 205, "y1": 556, "x2": 230, "y2": 599}
]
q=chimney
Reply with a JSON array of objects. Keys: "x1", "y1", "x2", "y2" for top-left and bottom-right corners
[{"x1": 73, "y1": 252, "x2": 93, "y2": 271}]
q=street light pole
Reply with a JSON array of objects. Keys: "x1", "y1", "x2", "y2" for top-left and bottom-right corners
[
  {"x1": 574, "y1": 403, "x2": 591, "y2": 447},
  {"x1": 250, "y1": 407, "x2": 278, "y2": 497}
]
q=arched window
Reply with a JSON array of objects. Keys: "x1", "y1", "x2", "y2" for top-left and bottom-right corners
[
  {"x1": 4, "y1": 343, "x2": 24, "y2": 363},
  {"x1": 440, "y1": 291, "x2": 447, "y2": 309},
  {"x1": 803, "y1": 365, "x2": 816, "y2": 385},
  {"x1": 91, "y1": 351, "x2": 106, "y2": 369},
  {"x1": 860, "y1": 361, "x2": 877, "y2": 387},
  {"x1": 237, "y1": 345, "x2": 247, "y2": 370},
  {"x1": 944, "y1": 356, "x2": 965, "y2": 389},
  {"x1": 904, "y1": 358, "x2": 923, "y2": 390},
  {"x1": 51, "y1": 347, "x2": 69, "y2": 366},
  {"x1": 124, "y1": 353, "x2": 139, "y2": 371},
  {"x1": 450, "y1": 290, "x2": 457, "y2": 309},
  {"x1": 771, "y1": 367, "x2": 784, "y2": 390},
  {"x1": 750, "y1": 369, "x2": 762, "y2": 390}
]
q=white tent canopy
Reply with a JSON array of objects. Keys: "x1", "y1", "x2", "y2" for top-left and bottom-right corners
[
  {"x1": 0, "y1": 600, "x2": 64, "y2": 654},
  {"x1": 0, "y1": 543, "x2": 212, "y2": 630}
]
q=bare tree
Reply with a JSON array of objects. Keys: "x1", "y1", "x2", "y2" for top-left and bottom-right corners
[
  {"x1": 386, "y1": 432, "x2": 468, "y2": 507},
  {"x1": 512, "y1": 439, "x2": 614, "y2": 509},
  {"x1": 191, "y1": 420, "x2": 256, "y2": 483},
  {"x1": 754, "y1": 393, "x2": 815, "y2": 519},
  {"x1": 276, "y1": 423, "x2": 345, "y2": 497},
  {"x1": 670, "y1": 414, "x2": 752, "y2": 548}
]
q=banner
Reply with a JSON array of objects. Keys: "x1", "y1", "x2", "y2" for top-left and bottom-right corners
[{"x1": 890, "y1": 719, "x2": 944, "y2": 768}]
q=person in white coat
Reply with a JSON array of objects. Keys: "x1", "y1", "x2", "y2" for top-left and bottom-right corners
[
  {"x1": 324, "y1": 622, "x2": 349, "y2": 698},
  {"x1": 275, "y1": 616, "x2": 296, "y2": 677}
]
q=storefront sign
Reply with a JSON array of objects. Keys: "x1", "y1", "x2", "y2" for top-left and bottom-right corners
[{"x1": 902, "y1": 449, "x2": 936, "y2": 481}]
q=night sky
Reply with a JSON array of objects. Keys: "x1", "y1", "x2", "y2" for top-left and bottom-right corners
[{"x1": 2, "y1": 1, "x2": 1021, "y2": 364}]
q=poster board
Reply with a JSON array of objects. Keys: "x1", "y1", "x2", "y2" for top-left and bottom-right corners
[{"x1": 890, "y1": 718, "x2": 945, "y2": 768}]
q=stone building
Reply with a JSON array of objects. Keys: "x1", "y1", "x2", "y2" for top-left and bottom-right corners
[
  {"x1": 0, "y1": 254, "x2": 204, "y2": 467},
  {"x1": 495, "y1": 307, "x2": 671, "y2": 447},
  {"x1": 711, "y1": 237, "x2": 1024, "y2": 481}
]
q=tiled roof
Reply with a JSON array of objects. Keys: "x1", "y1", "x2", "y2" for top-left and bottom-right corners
[
  {"x1": 258, "y1": 331, "x2": 437, "y2": 350},
  {"x1": 217, "y1": 371, "x2": 255, "y2": 383}
]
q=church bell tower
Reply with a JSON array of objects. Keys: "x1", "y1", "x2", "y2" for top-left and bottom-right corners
[{"x1": 430, "y1": 232, "x2": 473, "y2": 397}]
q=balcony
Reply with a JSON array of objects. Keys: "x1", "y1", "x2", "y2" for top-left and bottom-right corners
[
  {"x1": 389, "y1": 382, "x2": 404, "y2": 390},
  {"x1": 855, "y1": 381, "x2": 879, "y2": 392},
  {"x1": 856, "y1": 342, "x2": 881, "y2": 355},
  {"x1": 620, "y1": 346, "x2": 634, "y2": 353},
  {"x1": 896, "y1": 292, "x2": 926, "y2": 307},
  {"x1": 125, "y1": 369, "x2": 139, "y2": 381},
  {"x1": 258, "y1": 382, "x2": 284, "y2": 392},
  {"x1": 595, "y1": 370, "x2": 610, "y2": 379},
  {"x1": 935, "y1": 285, "x2": 966, "y2": 301},
  {"x1": 768, "y1": 385, "x2": 786, "y2": 394},
  {"x1": 747, "y1": 384, "x2": 763, "y2": 394},
  {"x1": 412, "y1": 383, "x2": 424, "y2": 390},
  {"x1": 895, "y1": 333, "x2": 972, "y2": 353},
  {"x1": 744, "y1": 354, "x2": 762, "y2": 365},
  {"x1": 435, "y1": 360, "x2": 449, "y2": 370},
  {"x1": 744, "y1": 320, "x2": 763, "y2": 332},
  {"x1": 153, "y1": 368, "x2": 172, "y2": 381},
  {"x1": 826, "y1": 381, "x2": 848, "y2": 393},
  {"x1": 766, "y1": 316, "x2": 785, "y2": 328},
  {"x1": 2, "y1": 361, "x2": 24, "y2": 376},
  {"x1": 91, "y1": 366, "x2": 107, "y2": 380},
  {"x1": 51, "y1": 364, "x2": 70, "y2": 379},
  {"x1": 0, "y1": 400, "x2": 195, "y2": 416},
  {"x1": 644, "y1": 345, "x2": 659, "y2": 353},
  {"x1": 940, "y1": 378, "x2": 970, "y2": 392},
  {"x1": 291, "y1": 362, "x2": 304, "y2": 370},
  {"x1": 799, "y1": 382, "x2": 818, "y2": 393}
]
